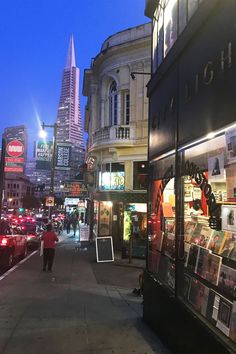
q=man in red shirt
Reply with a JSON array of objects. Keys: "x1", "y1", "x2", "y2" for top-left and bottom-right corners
[{"x1": 41, "y1": 223, "x2": 58, "y2": 272}]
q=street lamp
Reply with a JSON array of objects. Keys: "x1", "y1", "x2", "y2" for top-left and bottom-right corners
[
  {"x1": 39, "y1": 122, "x2": 58, "y2": 220},
  {"x1": 130, "y1": 71, "x2": 151, "y2": 80}
]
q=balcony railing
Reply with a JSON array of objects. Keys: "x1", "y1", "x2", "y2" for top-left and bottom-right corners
[{"x1": 90, "y1": 125, "x2": 134, "y2": 147}]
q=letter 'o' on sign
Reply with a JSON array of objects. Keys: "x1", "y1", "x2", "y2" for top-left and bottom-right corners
[{"x1": 6, "y1": 140, "x2": 24, "y2": 157}]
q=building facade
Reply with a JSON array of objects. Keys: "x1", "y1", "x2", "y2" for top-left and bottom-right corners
[
  {"x1": 83, "y1": 23, "x2": 151, "y2": 255},
  {"x1": 3, "y1": 174, "x2": 34, "y2": 210},
  {"x1": 55, "y1": 34, "x2": 85, "y2": 184},
  {"x1": 144, "y1": 1, "x2": 236, "y2": 353}
]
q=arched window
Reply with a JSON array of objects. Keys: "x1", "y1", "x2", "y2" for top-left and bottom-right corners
[{"x1": 109, "y1": 81, "x2": 118, "y2": 125}]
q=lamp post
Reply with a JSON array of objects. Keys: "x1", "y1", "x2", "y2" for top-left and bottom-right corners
[{"x1": 39, "y1": 122, "x2": 58, "y2": 220}]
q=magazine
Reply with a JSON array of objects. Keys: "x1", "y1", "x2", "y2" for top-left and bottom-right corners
[
  {"x1": 208, "y1": 230, "x2": 227, "y2": 254},
  {"x1": 190, "y1": 223, "x2": 213, "y2": 248},
  {"x1": 220, "y1": 232, "x2": 236, "y2": 261},
  {"x1": 218, "y1": 264, "x2": 236, "y2": 299},
  {"x1": 196, "y1": 247, "x2": 211, "y2": 280},
  {"x1": 184, "y1": 220, "x2": 197, "y2": 243},
  {"x1": 205, "y1": 253, "x2": 222, "y2": 285}
]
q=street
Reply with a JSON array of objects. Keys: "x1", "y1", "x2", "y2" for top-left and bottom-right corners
[{"x1": 0, "y1": 233, "x2": 171, "y2": 354}]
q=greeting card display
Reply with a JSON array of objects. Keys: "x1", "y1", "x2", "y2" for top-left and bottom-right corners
[
  {"x1": 190, "y1": 223, "x2": 213, "y2": 248},
  {"x1": 220, "y1": 232, "x2": 236, "y2": 261},
  {"x1": 184, "y1": 220, "x2": 197, "y2": 243},
  {"x1": 195, "y1": 247, "x2": 211, "y2": 280},
  {"x1": 208, "y1": 230, "x2": 227, "y2": 254},
  {"x1": 205, "y1": 253, "x2": 222, "y2": 286},
  {"x1": 184, "y1": 242, "x2": 191, "y2": 267},
  {"x1": 162, "y1": 232, "x2": 175, "y2": 259},
  {"x1": 218, "y1": 264, "x2": 236, "y2": 299},
  {"x1": 206, "y1": 290, "x2": 220, "y2": 325}
]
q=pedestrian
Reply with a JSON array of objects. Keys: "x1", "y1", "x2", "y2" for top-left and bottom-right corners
[
  {"x1": 41, "y1": 223, "x2": 58, "y2": 273},
  {"x1": 65, "y1": 214, "x2": 71, "y2": 234},
  {"x1": 70, "y1": 212, "x2": 78, "y2": 237}
]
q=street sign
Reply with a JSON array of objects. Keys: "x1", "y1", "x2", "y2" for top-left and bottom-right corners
[{"x1": 45, "y1": 196, "x2": 54, "y2": 207}]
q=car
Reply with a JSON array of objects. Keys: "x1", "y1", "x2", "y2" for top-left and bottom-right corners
[
  {"x1": 0, "y1": 221, "x2": 27, "y2": 268},
  {"x1": 12, "y1": 219, "x2": 41, "y2": 251}
]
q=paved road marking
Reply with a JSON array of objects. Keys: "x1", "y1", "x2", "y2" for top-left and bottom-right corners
[
  {"x1": 0, "y1": 250, "x2": 38, "y2": 281},
  {"x1": 0, "y1": 235, "x2": 70, "y2": 282}
]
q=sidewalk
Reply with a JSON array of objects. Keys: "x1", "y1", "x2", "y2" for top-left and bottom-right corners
[{"x1": 0, "y1": 232, "x2": 171, "y2": 354}]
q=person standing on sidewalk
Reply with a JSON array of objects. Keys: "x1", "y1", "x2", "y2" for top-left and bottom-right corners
[{"x1": 41, "y1": 223, "x2": 58, "y2": 272}]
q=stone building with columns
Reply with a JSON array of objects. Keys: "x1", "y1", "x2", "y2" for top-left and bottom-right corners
[{"x1": 83, "y1": 22, "x2": 151, "y2": 255}]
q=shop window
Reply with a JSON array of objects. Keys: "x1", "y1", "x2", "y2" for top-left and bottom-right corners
[
  {"x1": 133, "y1": 161, "x2": 148, "y2": 190},
  {"x1": 99, "y1": 162, "x2": 125, "y2": 191},
  {"x1": 164, "y1": 0, "x2": 178, "y2": 57},
  {"x1": 188, "y1": 0, "x2": 199, "y2": 20},
  {"x1": 179, "y1": 131, "x2": 236, "y2": 345},
  {"x1": 179, "y1": 0, "x2": 187, "y2": 34},
  {"x1": 148, "y1": 154, "x2": 176, "y2": 292}
]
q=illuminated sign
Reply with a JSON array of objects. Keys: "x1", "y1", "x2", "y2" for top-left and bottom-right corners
[
  {"x1": 100, "y1": 172, "x2": 125, "y2": 190},
  {"x1": 5, "y1": 139, "x2": 25, "y2": 173}
]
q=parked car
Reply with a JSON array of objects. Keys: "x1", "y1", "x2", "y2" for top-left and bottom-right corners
[{"x1": 0, "y1": 220, "x2": 27, "y2": 268}]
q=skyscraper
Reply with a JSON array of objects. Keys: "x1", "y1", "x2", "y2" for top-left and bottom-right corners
[{"x1": 55, "y1": 34, "x2": 85, "y2": 183}]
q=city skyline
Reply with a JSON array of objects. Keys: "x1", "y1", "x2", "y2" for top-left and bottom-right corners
[{"x1": 0, "y1": 1, "x2": 148, "y2": 156}]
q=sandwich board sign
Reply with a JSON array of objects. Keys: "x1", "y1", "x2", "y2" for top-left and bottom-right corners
[{"x1": 95, "y1": 236, "x2": 114, "y2": 263}]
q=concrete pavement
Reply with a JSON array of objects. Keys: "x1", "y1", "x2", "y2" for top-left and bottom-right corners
[{"x1": 0, "y1": 231, "x2": 171, "y2": 354}]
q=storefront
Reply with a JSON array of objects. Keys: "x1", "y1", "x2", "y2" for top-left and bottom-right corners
[
  {"x1": 92, "y1": 193, "x2": 147, "y2": 256},
  {"x1": 144, "y1": 1, "x2": 236, "y2": 353}
]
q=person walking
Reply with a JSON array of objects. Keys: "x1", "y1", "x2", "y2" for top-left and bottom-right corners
[
  {"x1": 70, "y1": 212, "x2": 78, "y2": 237},
  {"x1": 41, "y1": 223, "x2": 58, "y2": 272}
]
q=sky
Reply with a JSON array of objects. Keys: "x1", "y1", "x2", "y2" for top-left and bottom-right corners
[{"x1": 0, "y1": 0, "x2": 149, "y2": 157}]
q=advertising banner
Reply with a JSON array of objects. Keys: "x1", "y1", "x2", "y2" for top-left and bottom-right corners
[
  {"x1": 36, "y1": 140, "x2": 53, "y2": 170},
  {"x1": 4, "y1": 139, "x2": 25, "y2": 172},
  {"x1": 55, "y1": 142, "x2": 71, "y2": 170}
]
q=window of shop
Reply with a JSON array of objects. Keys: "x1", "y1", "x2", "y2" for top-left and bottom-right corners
[
  {"x1": 133, "y1": 161, "x2": 148, "y2": 190},
  {"x1": 148, "y1": 154, "x2": 176, "y2": 292},
  {"x1": 178, "y1": 130, "x2": 236, "y2": 345},
  {"x1": 99, "y1": 162, "x2": 125, "y2": 191},
  {"x1": 152, "y1": 0, "x2": 202, "y2": 70}
]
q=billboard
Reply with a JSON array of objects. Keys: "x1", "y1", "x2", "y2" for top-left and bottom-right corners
[
  {"x1": 35, "y1": 140, "x2": 53, "y2": 170},
  {"x1": 4, "y1": 139, "x2": 25, "y2": 172},
  {"x1": 55, "y1": 142, "x2": 71, "y2": 170}
]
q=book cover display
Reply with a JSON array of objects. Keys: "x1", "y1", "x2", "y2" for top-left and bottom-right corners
[
  {"x1": 218, "y1": 264, "x2": 236, "y2": 299},
  {"x1": 190, "y1": 223, "x2": 213, "y2": 248},
  {"x1": 204, "y1": 253, "x2": 222, "y2": 286},
  {"x1": 184, "y1": 220, "x2": 197, "y2": 243},
  {"x1": 208, "y1": 230, "x2": 227, "y2": 254},
  {"x1": 196, "y1": 247, "x2": 211, "y2": 280},
  {"x1": 220, "y1": 232, "x2": 236, "y2": 261}
]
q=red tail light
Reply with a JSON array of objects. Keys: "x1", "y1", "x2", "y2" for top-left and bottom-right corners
[{"x1": 1, "y1": 238, "x2": 8, "y2": 246}]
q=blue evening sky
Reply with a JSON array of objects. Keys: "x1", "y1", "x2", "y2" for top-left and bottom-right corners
[{"x1": 0, "y1": 0, "x2": 149, "y2": 157}]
